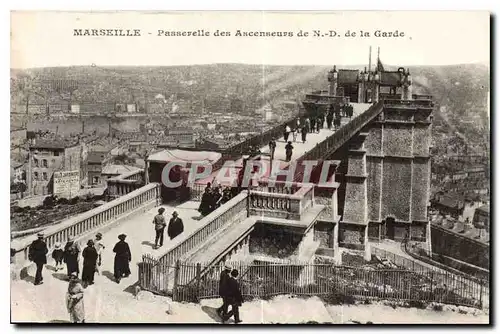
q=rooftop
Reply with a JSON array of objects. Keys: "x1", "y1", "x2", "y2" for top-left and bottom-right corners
[
  {"x1": 147, "y1": 149, "x2": 222, "y2": 164},
  {"x1": 30, "y1": 139, "x2": 79, "y2": 150},
  {"x1": 101, "y1": 164, "x2": 141, "y2": 175},
  {"x1": 87, "y1": 152, "x2": 106, "y2": 164}
]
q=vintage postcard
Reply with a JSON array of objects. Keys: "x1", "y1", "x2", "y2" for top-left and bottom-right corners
[{"x1": 9, "y1": 11, "x2": 490, "y2": 324}]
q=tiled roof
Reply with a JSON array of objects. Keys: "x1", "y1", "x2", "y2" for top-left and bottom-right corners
[
  {"x1": 30, "y1": 139, "x2": 78, "y2": 150},
  {"x1": 87, "y1": 152, "x2": 106, "y2": 164},
  {"x1": 101, "y1": 164, "x2": 141, "y2": 175}
]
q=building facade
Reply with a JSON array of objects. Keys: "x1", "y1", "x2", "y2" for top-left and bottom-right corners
[{"x1": 27, "y1": 140, "x2": 83, "y2": 196}]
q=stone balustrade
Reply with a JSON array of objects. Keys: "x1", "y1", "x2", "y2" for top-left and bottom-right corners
[
  {"x1": 107, "y1": 169, "x2": 145, "y2": 199},
  {"x1": 151, "y1": 192, "x2": 248, "y2": 268},
  {"x1": 296, "y1": 101, "x2": 384, "y2": 179},
  {"x1": 11, "y1": 183, "x2": 161, "y2": 265},
  {"x1": 248, "y1": 184, "x2": 314, "y2": 221}
]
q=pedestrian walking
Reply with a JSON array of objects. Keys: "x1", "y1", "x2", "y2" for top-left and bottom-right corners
[
  {"x1": 168, "y1": 211, "x2": 184, "y2": 240},
  {"x1": 93, "y1": 233, "x2": 105, "y2": 274},
  {"x1": 153, "y1": 207, "x2": 167, "y2": 249},
  {"x1": 216, "y1": 264, "x2": 232, "y2": 320},
  {"x1": 283, "y1": 125, "x2": 291, "y2": 142},
  {"x1": 82, "y1": 240, "x2": 98, "y2": 286},
  {"x1": 309, "y1": 117, "x2": 316, "y2": 133},
  {"x1": 301, "y1": 126, "x2": 307, "y2": 143},
  {"x1": 316, "y1": 116, "x2": 322, "y2": 132},
  {"x1": 198, "y1": 187, "x2": 212, "y2": 216},
  {"x1": 66, "y1": 272, "x2": 85, "y2": 323},
  {"x1": 285, "y1": 141, "x2": 294, "y2": 162},
  {"x1": 223, "y1": 269, "x2": 244, "y2": 324},
  {"x1": 268, "y1": 140, "x2": 276, "y2": 161},
  {"x1": 326, "y1": 111, "x2": 333, "y2": 129},
  {"x1": 28, "y1": 232, "x2": 48, "y2": 285},
  {"x1": 64, "y1": 236, "x2": 81, "y2": 279},
  {"x1": 52, "y1": 242, "x2": 64, "y2": 272},
  {"x1": 113, "y1": 234, "x2": 131, "y2": 283},
  {"x1": 305, "y1": 118, "x2": 311, "y2": 133},
  {"x1": 292, "y1": 127, "x2": 297, "y2": 142}
]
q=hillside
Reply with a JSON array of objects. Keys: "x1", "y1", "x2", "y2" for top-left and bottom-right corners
[{"x1": 10, "y1": 63, "x2": 490, "y2": 155}]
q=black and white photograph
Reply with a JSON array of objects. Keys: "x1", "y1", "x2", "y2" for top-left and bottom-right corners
[{"x1": 8, "y1": 10, "x2": 491, "y2": 324}]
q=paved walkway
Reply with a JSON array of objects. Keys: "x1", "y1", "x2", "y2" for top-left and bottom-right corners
[
  {"x1": 11, "y1": 200, "x2": 205, "y2": 322},
  {"x1": 259, "y1": 104, "x2": 367, "y2": 163}
]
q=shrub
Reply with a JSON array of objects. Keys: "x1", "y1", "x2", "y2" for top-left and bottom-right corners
[
  {"x1": 42, "y1": 196, "x2": 57, "y2": 208},
  {"x1": 322, "y1": 292, "x2": 356, "y2": 305},
  {"x1": 408, "y1": 300, "x2": 428, "y2": 309},
  {"x1": 57, "y1": 197, "x2": 69, "y2": 205},
  {"x1": 432, "y1": 304, "x2": 444, "y2": 311},
  {"x1": 69, "y1": 197, "x2": 80, "y2": 205}
]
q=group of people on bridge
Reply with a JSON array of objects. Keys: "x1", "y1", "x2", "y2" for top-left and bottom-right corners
[
  {"x1": 27, "y1": 231, "x2": 134, "y2": 322},
  {"x1": 198, "y1": 182, "x2": 237, "y2": 217}
]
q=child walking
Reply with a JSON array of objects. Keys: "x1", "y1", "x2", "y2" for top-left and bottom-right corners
[{"x1": 52, "y1": 242, "x2": 64, "y2": 272}]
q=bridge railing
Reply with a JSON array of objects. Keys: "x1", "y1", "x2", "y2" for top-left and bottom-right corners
[
  {"x1": 143, "y1": 192, "x2": 248, "y2": 268},
  {"x1": 248, "y1": 184, "x2": 314, "y2": 220},
  {"x1": 297, "y1": 101, "x2": 384, "y2": 169},
  {"x1": 225, "y1": 114, "x2": 301, "y2": 157},
  {"x1": 11, "y1": 182, "x2": 161, "y2": 265}
]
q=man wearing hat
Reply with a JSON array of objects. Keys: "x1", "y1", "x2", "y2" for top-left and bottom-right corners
[
  {"x1": 216, "y1": 263, "x2": 232, "y2": 319},
  {"x1": 28, "y1": 232, "x2": 48, "y2": 285},
  {"x1": 167, "y1": 211, "x2": 184, "y2": 241},
  {"x1": 113, "y1": 234, "x2": 131, "y2": 283},
  {"x1": 153, "y1": 208, "x2": 167, "y2": 249}
]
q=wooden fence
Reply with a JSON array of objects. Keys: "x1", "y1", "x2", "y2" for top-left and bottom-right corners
[{"x1": 139, "y1": 259, "x2": 485, "y2": 309}]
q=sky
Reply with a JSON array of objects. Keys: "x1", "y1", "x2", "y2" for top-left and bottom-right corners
[{"x1": 11, "y1": 11, "x2": 490, "y2": 68}]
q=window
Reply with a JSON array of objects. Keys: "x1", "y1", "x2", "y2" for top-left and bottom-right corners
[
  {"x1": 93, "y1": 176, "x2": 100, "y2": 184},
  {"x1": 42, "y1": 172, "x2": 48, "y2": 181},
  {"x1": 33, "y1": 172, "x2": 39, "y2": 180},
  {"x1": 33, "y1": 158, "x2": 39, "y2": 167},
  {"x1": 54, "y1": 151, "x2": 60, "y2": 156},
  {"x1": 42, "y1": 159, "x2": 48, "y2": 168}
]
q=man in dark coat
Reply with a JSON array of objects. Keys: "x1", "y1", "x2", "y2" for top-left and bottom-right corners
[
  {"x1": 28, "y1": 232, "x2": 48, "y2": 285},
  {"x1": 268, "y1": 140, "x2": 276, "y2": 161},
  {"x1": 198, "y1": 188, "x2": 212, "y2": 216},
  {"x1": 301, "y1": 125, "x2": 307, "y2": 143},
  {"x1": 113, "y1": 234, "x2": 131, "y2": 283},
  {"x1": 216, "y1": 264, "x2": 232, "y2": 319},
  {"x1": 326, "y1": 110, "x2": 334, "y2": 129},
  {"x1": 63, "y1": 236, "x2": 81, "y2": 279},
  {"x1": 82, "y1": 239, "x2": 98, "y2": 286},
  {"x1": 285, "y1": 142, "x2": 294, "y2": 162},
  {"x1": 167, "y1": 211, "x2": 184, "y2": 240},
  {"x1": 309, "y1": 116, "x2": 316, "y2": 133},
  {"x1": 153, "y1": 207, "x2": 167, "y2": 249},
  {"x1": 223, "y1": 269, "x2": 244, "y2": 324}
]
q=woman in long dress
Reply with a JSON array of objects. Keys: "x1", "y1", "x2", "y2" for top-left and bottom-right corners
[
  {"x1": 82, "y1": 240, "x2": 98, "y2": 286},
  {"x1": 63, "y1": 236, "x2": 81, "y2": 279},
  {"x1": 113, "y1": 234, "x2": 131, "y2": 284},
  {"x1": 66, "y1": 272, "x2": 85, "y2": 323}
]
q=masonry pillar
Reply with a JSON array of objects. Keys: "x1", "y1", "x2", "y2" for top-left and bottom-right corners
[
  {"x1": 372, "y1": 73, "x2": 380, "y2": 103},
  {"x1": 426, "y1": 221, "x2": 432, "y2": 257},
  {"x1": 340, "y1": 132, "x2": 370, "y2": 260},
  {"x1": 328, "y1": 65, "x2": 338, "y2": 96}
]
